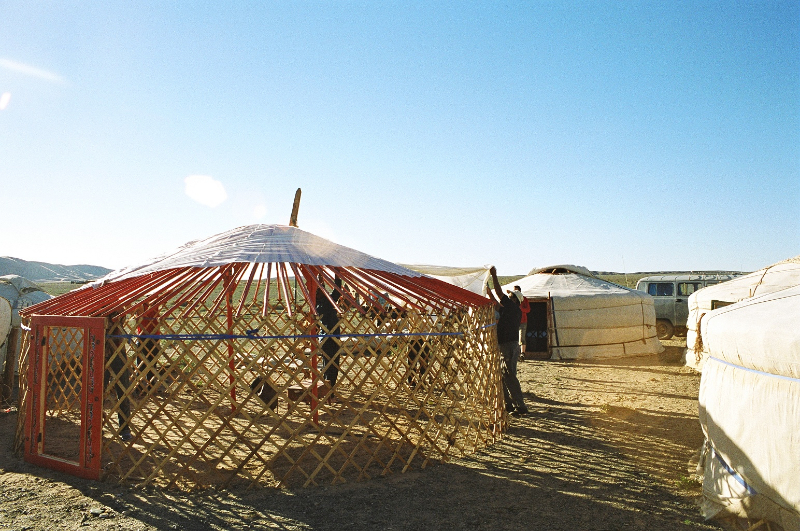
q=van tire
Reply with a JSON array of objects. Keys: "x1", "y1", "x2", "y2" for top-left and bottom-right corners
[{"x1": 656, "y1": 319, "x2": 674, "y2": 340}]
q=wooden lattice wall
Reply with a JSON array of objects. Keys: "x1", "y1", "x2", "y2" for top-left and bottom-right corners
[{"x1": 16, "y1": 264, "x2": 505, "y2": 489}]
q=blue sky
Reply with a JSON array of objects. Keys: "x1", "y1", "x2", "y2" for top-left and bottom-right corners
[{"x1": 1, "y1": 2, "x2": 797, "y2": 274}]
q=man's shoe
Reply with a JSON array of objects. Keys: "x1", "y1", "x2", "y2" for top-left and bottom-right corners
[
  {"x1": 120, "y1": 429, "x2": 133, "y2": 441},
  {"x1": 511, "y1": 408, "x2": 529, "y2": 418}
]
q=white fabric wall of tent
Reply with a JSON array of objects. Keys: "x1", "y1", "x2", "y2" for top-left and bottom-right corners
[
  {"x1": 501, "y1": 265, "x2": 662, "y2": 359},
  {"x1": 0, "y1": 298, "x2": 10, "y2": 348},
  {"x1": 697, "y1": 282, "x2": 800, "y2": 528},
  {"x1": 686, "y1": 256, "x2": 800, "y2": 370}
]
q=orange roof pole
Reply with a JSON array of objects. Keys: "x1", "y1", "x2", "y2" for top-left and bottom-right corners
[
  {"x1": 304, "y1": 268, "x2": 320, "y2": 426},
  {"x1": 224, "y1": 269, "x2": 237, "y2": 407}
]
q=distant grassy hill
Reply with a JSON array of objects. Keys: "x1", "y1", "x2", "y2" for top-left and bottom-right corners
[{"x1": 0, "y1": 256, "x2": 112, "y2": 283}]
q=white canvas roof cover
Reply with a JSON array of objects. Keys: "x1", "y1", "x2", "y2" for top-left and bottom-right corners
[
  {"x1": 527, "y1": 264, "x2": 595, "y2": 277},
  {"x1": 92, "y1": 224, "x2": 425, "y2": 286},
  {"x1": 502, "y1": 268, "x2": 662, "y2": 359},
  {"x1": 686, "y1": 255, "x2": 800, "y2": 369},
  {"x1": 401, "y1": 264, "x2": 491, "y2": 296},
  {"x1": 0, "y1": 275, "x2": 51, "y2": 327},
  {"x1": 698, "y1": 284, "x2": 800, "y2": 528}
]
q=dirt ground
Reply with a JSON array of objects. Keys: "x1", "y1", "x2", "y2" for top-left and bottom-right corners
[{"x1": 0, "y1": 343, "x2": 726, "y2": 531}]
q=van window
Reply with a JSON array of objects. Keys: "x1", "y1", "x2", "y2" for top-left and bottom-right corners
[
  {"x1": 678, "y1": 282, "x2": 703, "y2": 296},
  {"x1": 648, "y1": 283, "x2": 674, "y2": 297}
]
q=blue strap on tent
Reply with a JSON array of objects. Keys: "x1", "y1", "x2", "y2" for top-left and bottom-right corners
[
  {"x1": 108, "y1": 321, "x2": 497, "y2": 341},
  {"x1": 109, "y1": 330, "x2": 466, "y2": 341},
  {"x1": 710, "y1": 446, "x2": 757, "y2": 495}
]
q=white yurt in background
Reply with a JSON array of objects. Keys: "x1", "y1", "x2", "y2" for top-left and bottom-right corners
[
  {"x1": 0, "y1": 275, "x2": 52, "y2": 380},
  {"x1": 686, "y1": 255, "x2": 800, "y2": 369},
  {"x1": 697, "y1": 283, "x2": 800, "y2": 528},
  {"x1": 0, "y1": 275, "x2": 52, "y2": 327},
  {"x1": 502, "y1": 265, "x2": 662, "y2": 359}
]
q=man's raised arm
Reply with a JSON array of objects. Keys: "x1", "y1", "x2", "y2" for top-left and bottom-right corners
[{"x1": 489, "y1": 266, "x2": 504, "y2": 301}]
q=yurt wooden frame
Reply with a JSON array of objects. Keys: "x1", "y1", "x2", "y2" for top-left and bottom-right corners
[{"x1": 16, "y1": 258, "x2": 505, "y2": 489}]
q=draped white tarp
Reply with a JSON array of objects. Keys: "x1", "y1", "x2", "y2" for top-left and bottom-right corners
[
  {"x1": 502, "y1": 268, "x2": 662, "y2": 359},
  {"x1": 90, "y1": 224, "x2": 425, "y2": 286},
  {"x1": 401, "y1": 264, "x2": 491, "y2": 296},
  {"x1": 0, "y1": 275, "x2": 51, "y2": 327},
  {"x1": 697, "y1": 284, "x2": 800, "y2": 528},
  {"x1": 0, "y1": 275, "x2": 50, "y2": 373},
  {"x1": 686, "y1": 255, "x2": 800, "y2": 370}
]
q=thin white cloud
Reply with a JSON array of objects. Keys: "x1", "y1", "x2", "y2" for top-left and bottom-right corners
[
  {"x1": 184, "y1": 175, "x2": 227, "y2": 208},
  {"x1": 0, "y1": 92, "x2": 10, "y2": 110},
  {"x1": 0, "y1": 58, "x2": 65, "y2": 84},
  {"x1": 252, "y1": 204, "x2": 267, "y2": 220}
]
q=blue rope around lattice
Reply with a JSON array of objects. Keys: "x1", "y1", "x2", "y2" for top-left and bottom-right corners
[{"x1": 110, "y1": 322, "x2": 496, "y2": 341}]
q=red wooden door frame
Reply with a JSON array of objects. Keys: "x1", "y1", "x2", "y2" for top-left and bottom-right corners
[{"x1": 23, "y1": 315, "x2": 105, "y2": 480}]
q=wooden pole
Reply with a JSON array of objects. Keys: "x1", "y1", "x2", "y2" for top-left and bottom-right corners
[
  {"x1": 289, "y1": 188, "x2": 301, "y2": 227},
  {"x1": 1, "y1": 327, "x2": 19, "y2": 404}
]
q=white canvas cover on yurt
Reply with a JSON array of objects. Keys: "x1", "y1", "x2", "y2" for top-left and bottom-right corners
[
  {"x1": 686, "y1": 255, "x2": 800, "y2": 370},
  {"x1": 502, "y1": 265, "x2": 662, "y2": 359},
  {"x1": 528, "y1": 264, "x2": 595, "y2": 277},
  {"x1": 697, "y1": 284, "x2": 800, "y2": 528},
  {"x1": 90, "y1": 224, "x2": 424, "y2": 285},
  {"x1": 401, "y1": 264, "x2": 491, "y2": 296},
  {"x1": 0, "y1": 275, "x2": 51, "y2": 327},
  {"x1": 0, "y1": 275, "x2": 51, "y2": 372}
]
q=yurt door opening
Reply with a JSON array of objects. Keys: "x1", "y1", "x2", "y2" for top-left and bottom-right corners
[
  {"x1": 524, "y1": 298, "x2": 552, "y2": 360},
  {"x1": 23, "y1": 315, "x2": 105, "y2": 480}
]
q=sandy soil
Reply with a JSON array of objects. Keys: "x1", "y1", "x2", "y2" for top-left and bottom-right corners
[{"x1": 0, "y1": 345, "x2": 725, "y2": 531}]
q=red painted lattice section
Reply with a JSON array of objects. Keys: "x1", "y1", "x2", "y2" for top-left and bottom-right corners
[{"x1": 23, "y1": 315, "x2": 105, "y2": 480}]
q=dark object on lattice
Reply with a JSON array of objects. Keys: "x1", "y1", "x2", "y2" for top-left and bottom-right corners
[
  {"x1": 250, "y1": 376, "x2": 279, "y2": 412},
  {"x1": 407, "y1": 338, "x2": 430, "y2": 387}
]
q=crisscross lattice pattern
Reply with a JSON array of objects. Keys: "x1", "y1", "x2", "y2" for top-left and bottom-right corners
[
  {"x1": 18, "y1": 262, "x2": 504, "y2": 489},
  {"x1": 42, "y1": 327, "x2": 84, "y2": 461}
]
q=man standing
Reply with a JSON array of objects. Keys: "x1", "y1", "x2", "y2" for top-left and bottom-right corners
[
  {"x1": 106, "y1": 314, "x2": 132, "y2": 441},
  {"x1": 316, "y1": 276, "x2": 343, "y2": 399},
  {"x1": 487, "y1": 267, "x2": 529, "y2": 417},
  {"x1": 514, "y1": 285, "x2": 530, "y2": 357}
]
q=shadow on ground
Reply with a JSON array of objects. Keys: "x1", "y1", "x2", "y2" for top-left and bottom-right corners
[
  {"x1": 0, "y1": 353, "x2": 724, "y2": 531},
  {"x1": 1, "y1": 401, "x2": 722, "y2": 531}
]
